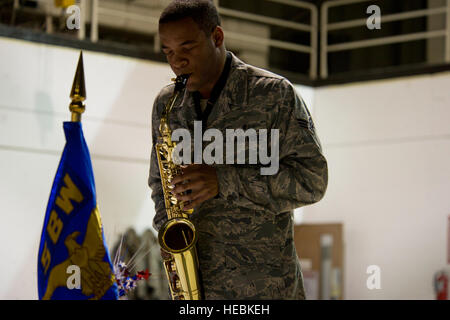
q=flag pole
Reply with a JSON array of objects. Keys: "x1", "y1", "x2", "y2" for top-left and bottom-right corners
[{"x1": 69, "y1": 51, "x2": 86, "y2": 122}]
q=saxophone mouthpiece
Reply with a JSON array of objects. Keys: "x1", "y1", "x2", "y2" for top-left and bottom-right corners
[{"x1": 174, "y1": 74, "x2": 190, "y2": 92}]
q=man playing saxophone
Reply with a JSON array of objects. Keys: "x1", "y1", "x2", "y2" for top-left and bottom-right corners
[{"x1": 149, "y1": 0, "x2": 328, "y2": 299}]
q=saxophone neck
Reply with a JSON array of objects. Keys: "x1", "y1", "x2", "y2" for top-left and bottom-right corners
[{"x1": 158, "y1": 75, "x2": 189, "y2": 136}]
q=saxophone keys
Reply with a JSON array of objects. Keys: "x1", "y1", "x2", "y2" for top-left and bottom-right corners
[
  {"x1": 180, "y1": 201, "x2": 189, "y2": 211},
  {"x1": 170, "y1": 195, "x2": 178, "y2": 205},
  {"x1": 170, "y1": 261, "x2": 177, "y2": 272},
  {"x1": 175, "y1": 279, "x2": 182, "y2": 291}
]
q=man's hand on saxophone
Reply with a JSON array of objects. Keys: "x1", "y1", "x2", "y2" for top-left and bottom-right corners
[{"x1": 171, "y1": 164, "x2": 219, "y2": 211}]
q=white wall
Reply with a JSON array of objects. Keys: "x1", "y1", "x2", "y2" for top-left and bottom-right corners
[
  {"x1": 304, "y1": 73, "x2": 450, "y2": 299},
  {"x1": 1, "y1": 36, "x2": 449, "y2": 300},
  {"x1": 0, "y1": 37, "x2": 172, "y2": 299}
]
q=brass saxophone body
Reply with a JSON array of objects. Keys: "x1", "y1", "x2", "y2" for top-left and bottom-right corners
[{"x1": 156, "y1": 75, "x2": 202, "y2": 300}]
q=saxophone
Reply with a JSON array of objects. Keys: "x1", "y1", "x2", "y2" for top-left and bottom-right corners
[{"x1": 156, "y1": 75, "x2": 202, "y2": 300}]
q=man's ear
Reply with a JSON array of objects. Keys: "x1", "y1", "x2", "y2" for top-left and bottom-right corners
[{"x1": 212, "y1": 26, "x2": 224, "y2": 47}]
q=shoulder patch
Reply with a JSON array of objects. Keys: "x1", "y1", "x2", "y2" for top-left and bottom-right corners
[
  {"x1": 297, "y1": 117, "x2": 315, "y2": 131},
  {"x1": 294, "y1": 95, "x2": 315, "y2": 131}
]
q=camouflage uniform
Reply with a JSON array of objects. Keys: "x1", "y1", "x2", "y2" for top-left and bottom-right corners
[{"x1": 149, "y1": 52, "x2": 328, "y2": 299}]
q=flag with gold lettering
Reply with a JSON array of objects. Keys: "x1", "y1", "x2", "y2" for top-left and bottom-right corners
[{"x1": 37, "y1": 121, "x2": 118, "y2": 300}]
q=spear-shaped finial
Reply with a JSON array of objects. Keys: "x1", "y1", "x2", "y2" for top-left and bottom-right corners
[{"x1": 69, "y1": 51, "x2": 86, "y2": 122}]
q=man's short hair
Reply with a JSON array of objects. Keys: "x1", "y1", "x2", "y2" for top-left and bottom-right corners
[{"x1": 159, "y1": 0, "x2": 221, "y2": 35}]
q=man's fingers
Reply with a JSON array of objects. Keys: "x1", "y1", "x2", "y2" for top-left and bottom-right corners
[
  {"x1": 172, "y1": 181, "x2": 192, "y2": 195},
  {"x1": 167, "y1": 164, "x2": 218, "y2": 209},
  {"x1": 171, "y1": 164, "x2": 205, "y2": 185},
  {"x1": 173, "y1": 174, "x2": 208, "y2": 194},
  {"x1": 177, "y1": 188, "x2": 209, "y2": 202},
  {"x1": 191, "y1": 189, "x2": 210, "y2": 202},
  {"x1": 171, "y1": 170, "x2": 198, "y2": 185},
  {"x1": 173, "y1": 180, "x2": 200, "y2": 195},
  {"x1": 183, "y1": 191, "x2": 210, "y2": 210}
]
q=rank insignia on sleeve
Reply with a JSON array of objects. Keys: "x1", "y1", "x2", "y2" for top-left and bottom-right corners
[{"x1": 297, "y1": 117, "x2": 315, "y2": 131}]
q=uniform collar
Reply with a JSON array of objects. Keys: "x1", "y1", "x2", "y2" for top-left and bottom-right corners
[{"x1": 175, "y1": 51, "x2": 249, "y2": 125}]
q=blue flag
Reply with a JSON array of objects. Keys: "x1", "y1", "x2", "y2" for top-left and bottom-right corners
[{"x1": 37, "y1": 122, "x2": 118, "y2": 300}]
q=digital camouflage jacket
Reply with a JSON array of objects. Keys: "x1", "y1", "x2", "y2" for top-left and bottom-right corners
[{"x1": 149, "y1": 52, "x2": 328, "y2": 299}]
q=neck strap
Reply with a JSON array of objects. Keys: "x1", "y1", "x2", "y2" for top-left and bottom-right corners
[{"x1": 193, "y1": 52, "x2": 232, "y2": 128}]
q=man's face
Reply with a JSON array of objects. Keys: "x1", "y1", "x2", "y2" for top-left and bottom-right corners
[{"x1": 159, "y1": 17, "x2": 221, "y2": 93}]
